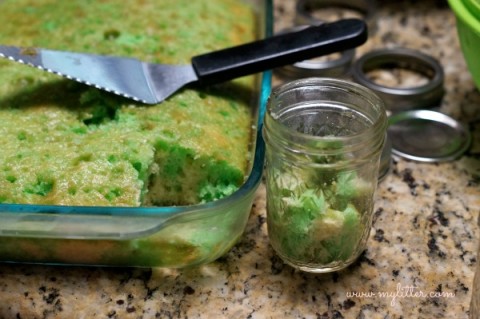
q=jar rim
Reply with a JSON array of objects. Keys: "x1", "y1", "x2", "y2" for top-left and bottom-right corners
[{"x1": 265, "y1": 77, "x2": 388, "y2": 145}]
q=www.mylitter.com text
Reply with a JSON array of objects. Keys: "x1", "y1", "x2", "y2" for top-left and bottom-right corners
[{"x1": 346, "y1": 283, "x2": 456, "y2": 306}]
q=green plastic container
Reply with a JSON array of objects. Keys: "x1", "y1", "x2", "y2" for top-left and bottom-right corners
[{"x1": 448, "y1": 0, "x2": 480, "y2": 90}]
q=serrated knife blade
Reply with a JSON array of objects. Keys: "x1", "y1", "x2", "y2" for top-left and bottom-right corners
[
  {"x1": 0, "y1": 19, "x2": 368, "y2": 105},
  {"x1": 0, "y1": 45, "x2": 198, "y2": 104}
]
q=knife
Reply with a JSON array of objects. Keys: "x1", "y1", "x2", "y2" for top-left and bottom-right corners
[{"x1": 0, "y1": 19, "x2": 367, "y2": 105}]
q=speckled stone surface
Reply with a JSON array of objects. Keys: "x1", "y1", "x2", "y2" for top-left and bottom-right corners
[{"x1": 1, "y1": 0, "x2": 480, "y2": 318}]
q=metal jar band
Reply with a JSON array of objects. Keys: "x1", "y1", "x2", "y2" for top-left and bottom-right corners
[
  {"x1": 295, "y1": 0, "x2": 377, "y2": 33},
  {"x1": 351, "y1": 47, "x2": 445, "y2": 113},
  {"x1": 275, "y1": 25, "x2": 355, "y2": 78}
]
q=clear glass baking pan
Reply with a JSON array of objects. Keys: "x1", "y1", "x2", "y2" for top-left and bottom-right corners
[{"x1": 0, "y1": 0, "x2": 273, "y2": 268}]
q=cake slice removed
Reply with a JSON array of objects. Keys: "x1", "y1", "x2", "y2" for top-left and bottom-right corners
[{"x1": 0, "y1": 0, "x2": 257, "y2": 206}]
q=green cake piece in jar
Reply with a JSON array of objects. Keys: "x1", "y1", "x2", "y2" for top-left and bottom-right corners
[{"x1": 269, "y1": 167, "x2": 369, "y2": 265}]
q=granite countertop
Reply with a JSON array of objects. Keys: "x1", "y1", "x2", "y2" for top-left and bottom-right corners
[{"x1": 1, "y1": 1, "x2": 480, "y2": 318}]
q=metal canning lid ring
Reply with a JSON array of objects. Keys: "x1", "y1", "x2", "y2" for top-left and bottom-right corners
[
  {"x1": 274, "y1": 25, "x2": 355, "y2": 78},
  {"x1": 351, "y1": 47, "x2": 445, "y2": 113},
  {"x1": 387, "y1": 110, "x2": 471, "y2": 162},
  {"x1": 295, "y1": 0, "x2": 377, "y2": 33}
]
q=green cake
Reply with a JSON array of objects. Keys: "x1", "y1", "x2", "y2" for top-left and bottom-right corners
[{"x1": 0, "y1": 0, "x2": 257, "y2": 206}]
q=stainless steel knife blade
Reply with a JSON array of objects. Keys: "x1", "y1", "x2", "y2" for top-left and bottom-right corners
[
  {"x1": 0, "y1": 19, "x2": 368, "y2": 105},
  {"x1": 0, "y1": 46, "x2": 198, "y2": 104}
]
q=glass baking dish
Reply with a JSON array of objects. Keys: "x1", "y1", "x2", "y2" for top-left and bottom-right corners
[{"x1": 0, "y1": 0, "x2": 273, "y2": 268}]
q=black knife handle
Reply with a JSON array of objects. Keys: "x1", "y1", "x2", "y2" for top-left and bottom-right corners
[{"x1": 191, "y1": 19, "x2": 367, "y2": 85}]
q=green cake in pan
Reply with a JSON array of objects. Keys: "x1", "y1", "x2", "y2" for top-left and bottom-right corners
[{"x1": 0, "y1": 0, "x2": 256, "y2": 207}]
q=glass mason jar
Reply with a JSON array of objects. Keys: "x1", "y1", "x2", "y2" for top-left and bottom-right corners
[{"x1": 263, "y1": 77, "x2": 388, "y2": 273}]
